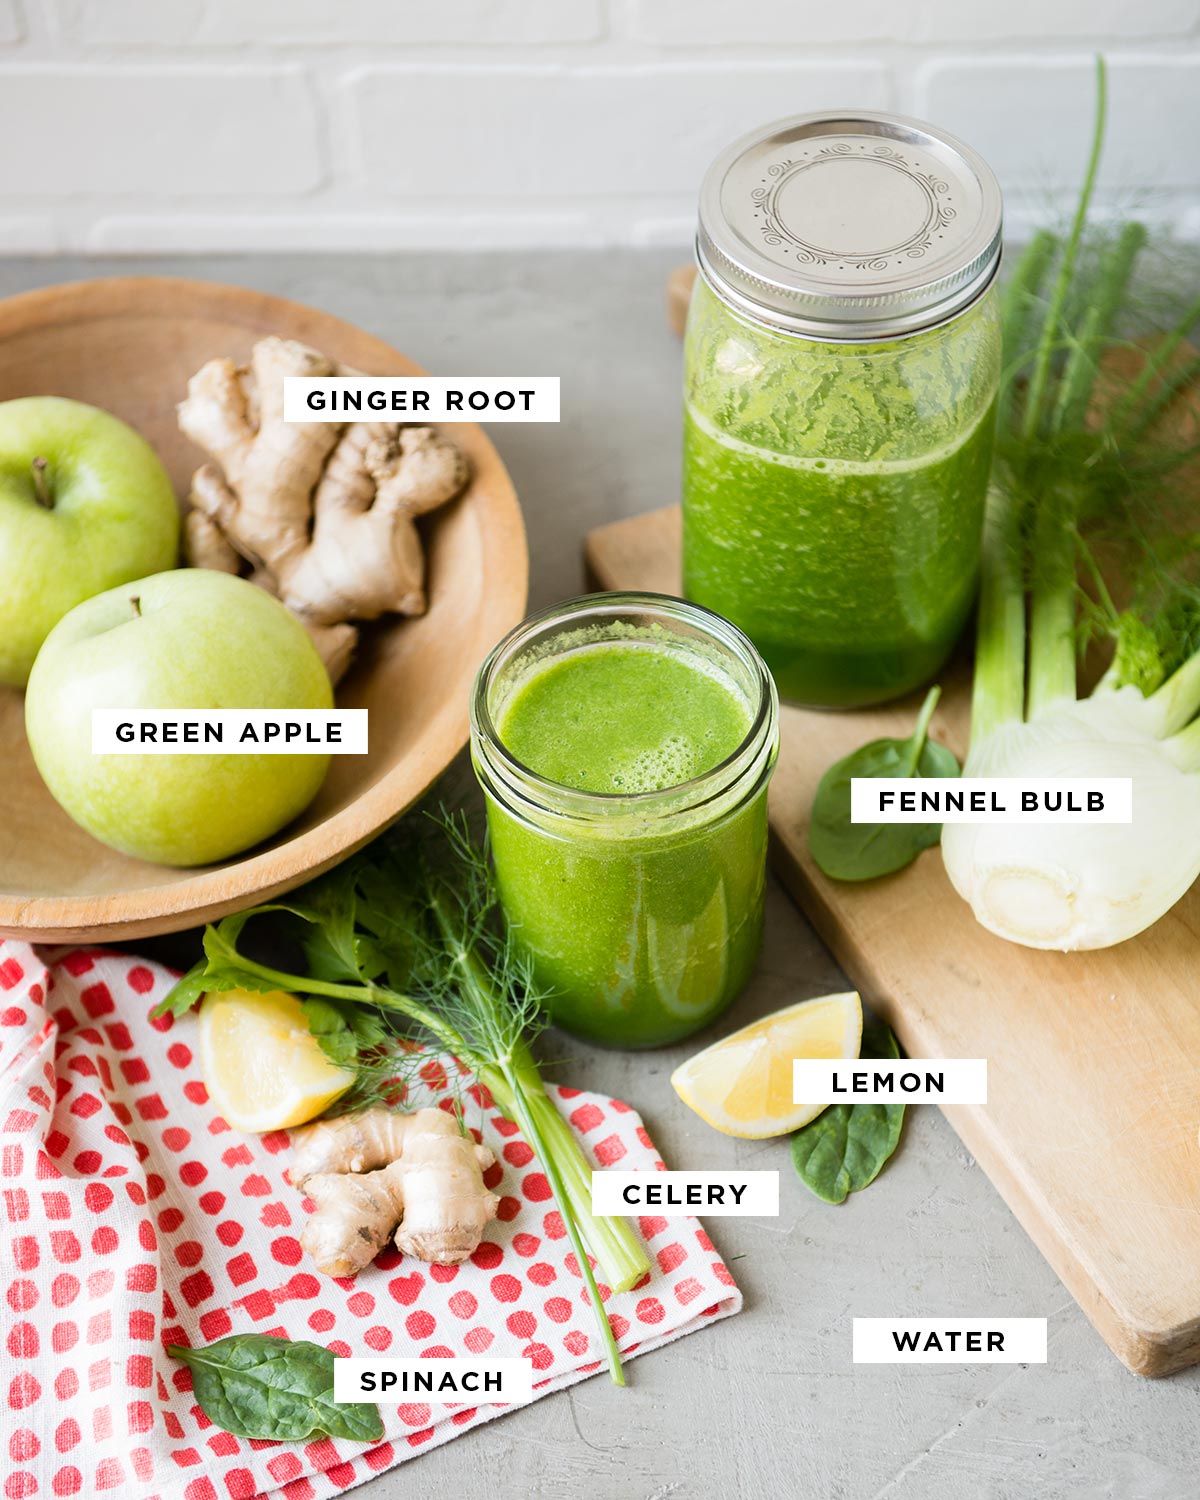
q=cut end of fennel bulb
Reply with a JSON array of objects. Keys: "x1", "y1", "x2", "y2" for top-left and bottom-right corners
[{"x1": 941, "y1": 693, "x2": 1200, "y2": 951}]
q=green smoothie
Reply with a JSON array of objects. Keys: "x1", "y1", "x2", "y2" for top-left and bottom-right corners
[
  {"x1": 498, "y1": 643, "x2": 750, "y2": 794},
  {"x1": 478, "y1": 625, "x2": 774, "y2": 1050},
  {"x1": 682, "y1": 274, "x2": 1001, "y2": 707}
]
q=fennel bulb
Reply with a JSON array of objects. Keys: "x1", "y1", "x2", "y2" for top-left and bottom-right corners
[
  {"x1": 943, "y1": 670, "x2": 1200, "y2": 949},
  {"x1": 942, "y1": 59, "x2": 1200, "y2": 951}
]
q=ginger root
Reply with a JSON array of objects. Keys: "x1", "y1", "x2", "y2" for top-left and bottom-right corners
[
  {"x1": 178, "y1": 336, "x2": 469, "y2": 682},
  {"x1": 290, "y1": 1106, "x2": 499, "y2": 1278}
]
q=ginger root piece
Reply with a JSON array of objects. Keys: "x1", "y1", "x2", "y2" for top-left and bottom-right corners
[
  {"x1": 291, "y1": 1104, "x2": 423, "y2": 1178},
  {"x1": 291, "y1": 1106, "x2": 499, "y2": 1277},
  {"x1": 184, "y1": 506, "x2": 241, "y2": 575},
  {"x1": 301, "y1": 1164, "x2": 407, "y2": 1278},
  {"x1": 182, "y1": 339, "x2": 342, "y2": 572},
  {"x1": 280, "y1": 426, "x2": 468, "y2": 624},
  {"x1": 297, "y1": 619, "x2": 359, "y2": 685},
  {"x1": 178, "y1": 336, "x2": 469, "y2": 682}
]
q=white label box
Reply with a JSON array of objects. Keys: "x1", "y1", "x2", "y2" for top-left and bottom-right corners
[
  {"x1": 592, "y1": 1170, "x2": 778, "y2": 1217},
  {"x1": 793, "y1": 1058, "x2": 987, "y2": 1105},
  {"x1": 852, "y1": 1318, "x2": 1048, "y2": 1364},
  {"x1": 333, "y1": 1357, "x2": 533, "y2": 1405},
  {"x1": 851, "y1": 777, "x2": 1132, "y2": 824},
  {"x1": 91, "y1": 709, "x2": 368, "y2": 755},
  {"x1": 284, "y1": 375, "x2": 560, "y2": 423}
]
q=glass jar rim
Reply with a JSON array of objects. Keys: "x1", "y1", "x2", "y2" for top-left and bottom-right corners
[
  {"x1": 695, "y1": 249, "x2": 1001, "y2": 347},
  {"x1": 470, "y1": 590, "x2": 779, "y2": 831}
]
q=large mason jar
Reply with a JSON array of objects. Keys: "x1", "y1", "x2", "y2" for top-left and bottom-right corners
[{"x1": 683, "y1": 111, "x2": 1003, "y2": 708}]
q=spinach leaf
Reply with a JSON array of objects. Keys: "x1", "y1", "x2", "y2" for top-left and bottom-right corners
[
  {"x1": 167, "y1": 1334, "x2": 382, "y2": 1443},
  {"x1": 808, "y1": 686, "x2": 959, "y2": 882},
  {"x1": 790, "y1": 1019, "x2": 905, "y2": 1204}
]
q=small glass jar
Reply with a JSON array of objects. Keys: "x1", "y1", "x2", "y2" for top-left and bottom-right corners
[
  {"x1": 683, "y1": 111, "x2": 1004, "y2": 708},
  {"x1": 471, "y1": 592, "x2": 779, "y2": 1049}
]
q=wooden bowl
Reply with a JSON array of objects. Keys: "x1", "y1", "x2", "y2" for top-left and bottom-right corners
[{"x1": 0, "y1": 277, "x2": 527, "y2": 942}]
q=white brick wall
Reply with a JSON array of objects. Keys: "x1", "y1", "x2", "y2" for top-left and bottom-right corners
[
  {"x1": 0, "y1": 66, "x2": 322, "y2": 196},
  {"x1": 918, "y1": 56, "x2": 1200, "y2": 189},
  {"x1": 0, "y1": 0, "x2": 1196, "y2": 252},
  {"x1": 349, "y1": 63, "x2": 889, "y2": 199},
  {"x1": 51, "y1": 0, "x2": 605, "y2": 48},
  {"x1": 625, "y1": 0, "x2": 1200, "y2": 45}
]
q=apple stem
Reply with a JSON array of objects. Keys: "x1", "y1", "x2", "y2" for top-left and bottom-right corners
[
  {"x1": 31, "y1": 457, "x2": 53, "y2": 509},
  {"x1": 130, "y1": 596, "x2": 142, "y2": 618}
]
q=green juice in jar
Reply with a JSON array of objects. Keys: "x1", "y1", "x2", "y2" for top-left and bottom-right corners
[
  {"x1": 496, "y1": 641, "x2": 751, "y2": 795},
  {"x1": 683, "y1": 110, "x2": 1004, "y2": 707},
  {"x1": 471, "y1": 594, "x2": 778, "y2": 1050}
]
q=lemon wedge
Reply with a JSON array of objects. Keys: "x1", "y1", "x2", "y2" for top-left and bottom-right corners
[
  {"x1": 671, "y1": 991, "x2": 863, "y2": 1138},
  {"x1": 198, "y1": 988, "x2": 356, "y2": 1133}
]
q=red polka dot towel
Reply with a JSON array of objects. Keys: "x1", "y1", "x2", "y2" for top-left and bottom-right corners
[{"x1": 0, "y1": 940, "x2": 741, "y2": 1500}]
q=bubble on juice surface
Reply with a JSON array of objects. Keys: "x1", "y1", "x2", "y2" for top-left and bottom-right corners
[{"x1": 616, "y1": 734, "x2": 698, "y2": 794}]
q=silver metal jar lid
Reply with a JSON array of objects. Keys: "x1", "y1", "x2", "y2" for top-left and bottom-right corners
[{"x1": 697, "y1": 110, "x2": 1003, "y2": 341}]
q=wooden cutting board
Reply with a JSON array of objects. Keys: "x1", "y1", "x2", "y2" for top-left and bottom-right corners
[{"x1": 586, "y1": 503, "x2": 1200, "y2": 1379}]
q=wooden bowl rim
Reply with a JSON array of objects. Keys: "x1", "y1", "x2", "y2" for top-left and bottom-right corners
[{"x1": 0, "y1": 274, "x2": 528, "y2": 941}]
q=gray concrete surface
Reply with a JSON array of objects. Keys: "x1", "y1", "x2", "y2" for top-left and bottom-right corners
[{"x1": 5, "y1": 251, "x2": 1198, "y2": 1499}]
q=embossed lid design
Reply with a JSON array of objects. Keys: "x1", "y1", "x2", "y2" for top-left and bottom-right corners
[{"x1": 697, "y1": 110, "x2": 1003, "y2": 340}]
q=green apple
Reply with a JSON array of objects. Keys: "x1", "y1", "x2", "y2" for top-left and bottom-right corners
[
  {"x1": 25, "y1": 569, "x2": 334, "y2": 867},
  {"x1": 0, "y1": 396, "x2": 180, "y2": 686}
]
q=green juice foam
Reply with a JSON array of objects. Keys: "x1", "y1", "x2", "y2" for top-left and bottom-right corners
[{"x1": 495, "y1": 639, "x2": 752, "y2": 796}]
